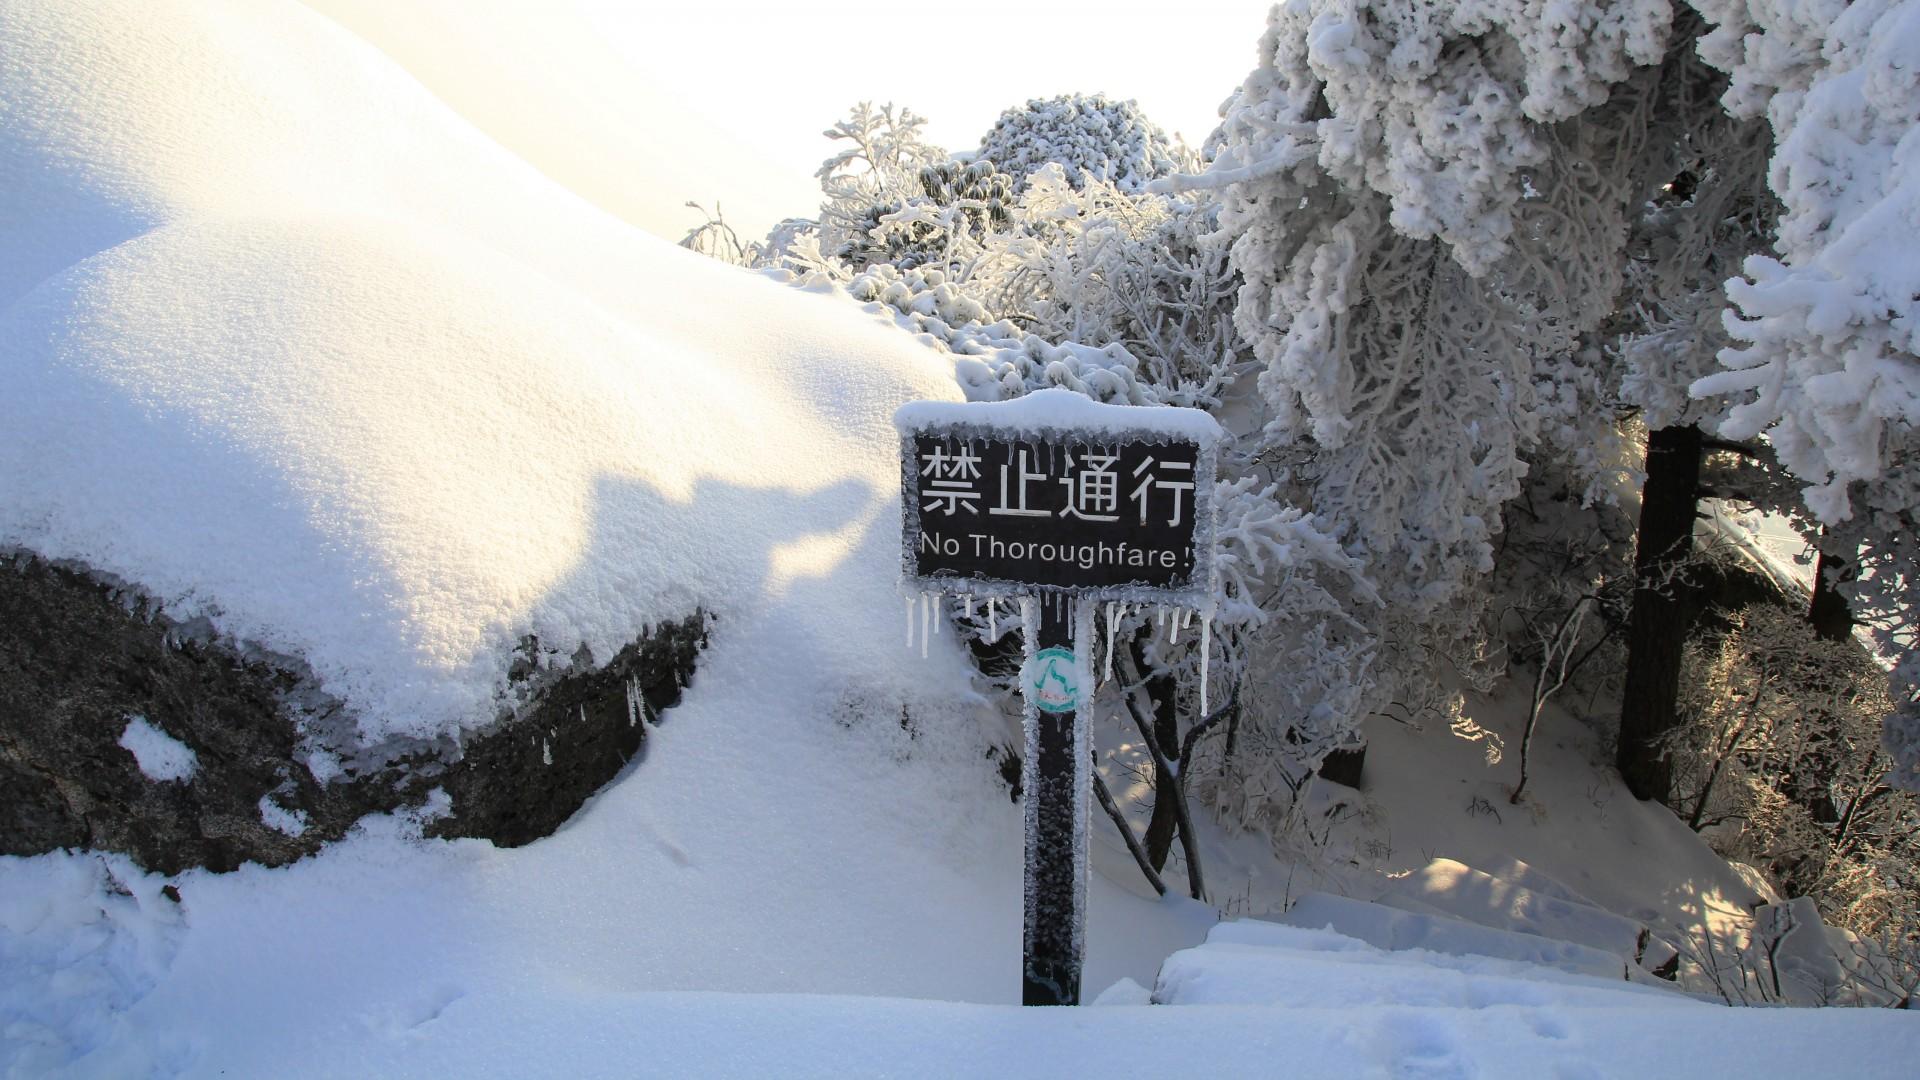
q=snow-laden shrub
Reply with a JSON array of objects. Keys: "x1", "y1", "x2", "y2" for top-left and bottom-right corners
[
  {"x1": 1672, "y1": 605, "x2": 1919, "y2": 943},
  {"x1": 975, "y1": 93, "x2": 1180, "y2": 195},
  {"x1": 811, "y1": 102, "x2": 950, "y2": 268},
  {"x1": 836, "y1": 160, "x2": 1015, "y2": 273},
  {"x1": 844, "y1": 264, "x2": 1160, "y2": 405},
  {"x1": 1187, "y1": 477, "x2": 1380, "y2": 838},
  {"x1": 969, "y1": 166, "x2": 1244, "y2": 409}
]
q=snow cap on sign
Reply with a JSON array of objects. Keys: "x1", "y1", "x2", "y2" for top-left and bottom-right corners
[{"x1": 895, "y1": 387, "x2": 1225, "y2": 447}]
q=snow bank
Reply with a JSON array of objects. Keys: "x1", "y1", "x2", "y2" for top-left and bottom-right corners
[
  {"x1": 1379, "y1": 858, "x2": 1660, "y2": 967},
  {"x1": 0, "y1": 0, "x2": 963, "y2": 740},
  {"x1": 1276, "y1": 891, "x2": 1633, "y2": 983}
]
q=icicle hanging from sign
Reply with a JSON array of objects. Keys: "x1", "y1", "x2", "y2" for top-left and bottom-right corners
[
  {"x1": 1198, "y1": 617, "x2": 1210, "y2": 719},
  {"x1": 920, "y1": 593, "x2": 931, "y2": 659},
  {"x1": 1102, "y1": 602, "x2": 1123, "y2": 685}
]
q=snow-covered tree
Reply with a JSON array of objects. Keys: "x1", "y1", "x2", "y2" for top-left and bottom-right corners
[
  {"x1": 1686, "y1": 0, "x2": 1920, "y2": 789},
  {"x1": 1175, "y1": 1, "x2": 1920, "y2": 802},
  {"x1": 975, "y1": 93, "x2": 1184, "y2": 194},
  {"x1": 1169, "y1": 1, "x2": 1688, "y2": 750}
]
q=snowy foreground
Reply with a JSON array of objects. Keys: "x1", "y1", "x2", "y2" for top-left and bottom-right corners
[
  {"x1": 2, "y1": 3, "x2": 1917, "y2": 1077},
  {"x1": 8, "y1": 837, "x2": 1917, "y2": 1078}
]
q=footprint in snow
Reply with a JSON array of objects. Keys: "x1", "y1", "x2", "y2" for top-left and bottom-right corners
[
  {"x1": 1379, "y1": 1012, "x2": 1471, "y2": 1080},
  {"x1": 367, "y1": 984, "x2": 466, "y2": 1038}
]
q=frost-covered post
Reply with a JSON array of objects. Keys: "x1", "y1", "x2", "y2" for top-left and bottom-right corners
[
  {"x1": 895, "y1": 388, "x2": 1219, "y2": 1005},
  {"x1": 1022, "y1": 591, "x2": 1089, "y2": 1005}
]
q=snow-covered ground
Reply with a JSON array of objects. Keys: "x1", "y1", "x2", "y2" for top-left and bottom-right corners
[{"x1": 3, "y1": 4, "x2": 1917, "y2": 1077}]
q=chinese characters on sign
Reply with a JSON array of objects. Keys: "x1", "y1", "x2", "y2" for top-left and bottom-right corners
[{"x1": 909, "y1": 433, "x2": 1204, "y2": 594}]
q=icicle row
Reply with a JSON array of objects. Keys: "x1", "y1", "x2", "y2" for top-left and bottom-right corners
[{"x1": 920, "y1": 593, "x2": 931, "y2": 659}]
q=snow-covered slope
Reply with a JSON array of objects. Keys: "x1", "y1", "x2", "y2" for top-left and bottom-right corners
[
  {"x1": 0, "y1": 4, "x2": 1221, "y2": 1072},
  {"x1": 0, "y1": 0, "x2": 965, "y2": 740}
]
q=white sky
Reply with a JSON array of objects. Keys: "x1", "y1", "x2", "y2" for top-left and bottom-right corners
[
  {"x1": 573, "y1": 1, "x2": 1276, "y2": 240},
  {"x1": 306, "y1": 1, "x2": 1274, "y2": 242}
]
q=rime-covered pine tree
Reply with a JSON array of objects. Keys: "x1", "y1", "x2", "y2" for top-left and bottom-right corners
[
  {"x1": 1179, "y1": 1, "x2": 1919, "y2": 794},
  {"x1": 1688, "y1": 0, "x2": 1920, "y2": 790}
]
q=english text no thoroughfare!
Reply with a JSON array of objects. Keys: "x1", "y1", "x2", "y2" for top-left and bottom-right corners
[{"x1": 909, "y1": 434, "x2": 1203, "y2": 592}]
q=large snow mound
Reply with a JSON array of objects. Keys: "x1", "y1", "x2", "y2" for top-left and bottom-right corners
[{"x1": 0, "y1": 0, "x2": 963, "y2": 739}]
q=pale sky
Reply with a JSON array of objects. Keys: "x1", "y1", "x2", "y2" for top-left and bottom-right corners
[
  {"x1": 575, "y1": 1, "x2": 1278, "y2": 240},
  {"x1": 308, "y1": 1, "x2": 1275, "y2": 242}
]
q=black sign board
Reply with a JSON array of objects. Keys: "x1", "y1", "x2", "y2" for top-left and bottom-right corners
[
  {"x1": 909, "y1": 433, "x2": 1205, "y2": 591},
  {"x1": 898, "y1": 402, "x2": 1216, "y2": 607}
]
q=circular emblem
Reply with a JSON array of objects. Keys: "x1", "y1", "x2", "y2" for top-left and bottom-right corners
[{"x1": 1025, "y1": 646, "x2": 1082, "y2": 714}]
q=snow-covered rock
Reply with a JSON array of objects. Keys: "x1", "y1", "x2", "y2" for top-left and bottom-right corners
[{"x1": 0, "y1": 0, "x2": 965, "y2": 745}]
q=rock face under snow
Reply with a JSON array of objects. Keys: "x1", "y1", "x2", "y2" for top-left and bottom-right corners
[
  {"x1": 430, "y1": 614, "x2": 710, "y2": 849},
  {"x1": 0, "y1": 553, "x2": 707, "y2": 873},
  {"x1": 0, "y1": 0, "x2": 965, "y2": 871}
]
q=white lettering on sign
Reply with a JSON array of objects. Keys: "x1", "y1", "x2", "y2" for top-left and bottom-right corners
[
  {"x1": 1057, "y1": 451, "x2": 1120, "y2": 522},
  {"x1": 1130, "y1": 457, "x2": 1194, "y2": 527},
  {"x1": 990, "y1": 448, "x2": 1051, "y2": 518},
  {"x1": 919, "y1": 443, "x2": 983, "y2": 516},
  {"x1": 918, "y1": 442, "x2": 1196, "y2": 523},
  {"x1": 966, "y1": 533, "x2": 1179, "y2": 570},
  {"x1": 921, "y1": 531, "x2": 962, "y2": 556}
]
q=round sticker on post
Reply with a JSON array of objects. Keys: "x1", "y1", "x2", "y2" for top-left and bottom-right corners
[{"x1": 1025, "y1": 646, "x2": 1082, "y2": 714}]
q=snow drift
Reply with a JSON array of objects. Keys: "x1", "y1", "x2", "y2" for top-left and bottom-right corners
[{"x1": 0, "y1": 0, "x2": 964, "y2": 740}]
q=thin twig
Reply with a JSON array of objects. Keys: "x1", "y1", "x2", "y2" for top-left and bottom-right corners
[
  {"x1": 1118, "y1": 647, "x2": 1206, "y2": 901},
  {"x1": 1093, "y1": 757, "x2": 1167, "y2": 897}
]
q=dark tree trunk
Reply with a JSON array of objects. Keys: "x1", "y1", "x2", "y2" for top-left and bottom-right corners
[
  {"x1": 1133, "y1": 632, "x2": 1181, "y2": 872},
  {"x1": 1618, "y1": 424, "x2": 1703, "y2": 804},
  {"x1": 1808, "y1": 540, "x2": 1856, "y2": 643}
]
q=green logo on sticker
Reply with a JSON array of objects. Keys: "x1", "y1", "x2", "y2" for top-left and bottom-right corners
[{"x1": 1026, "y1": 646, "x2": 1081, "y2": 714}]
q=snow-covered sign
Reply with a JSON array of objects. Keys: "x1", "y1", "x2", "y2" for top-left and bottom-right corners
[
  {"x1": 895, "y1": 388, "x2": 1221, "y2": 608},
  {"x1": 894, "y1": 389, "x2": 1222, "y2": 1008}
]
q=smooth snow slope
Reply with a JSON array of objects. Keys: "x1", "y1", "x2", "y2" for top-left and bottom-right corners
[{"x1": 0, "y1": 0, "x2": 965, "y2": 740}]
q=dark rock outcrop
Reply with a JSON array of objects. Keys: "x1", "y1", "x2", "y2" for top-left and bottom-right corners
[
  {"x1": 0, "y1": 552, "x2": 706, "y2": 873},
  {"x1": 431, "y1": 622, "x2": 707, "y2": 847}
]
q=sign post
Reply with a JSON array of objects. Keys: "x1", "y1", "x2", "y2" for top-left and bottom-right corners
[
  {"x1": 1022, "y1": 593, "x2": 1084, "y2": 1005},
  {"x1": 894, "y1": 389, "x2": 1221, "y2": 1006}
]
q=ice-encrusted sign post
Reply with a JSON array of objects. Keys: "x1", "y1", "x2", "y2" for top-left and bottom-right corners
[{"x1": 895, "y1": 388, "x2": 1220, "y2": 1007}]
